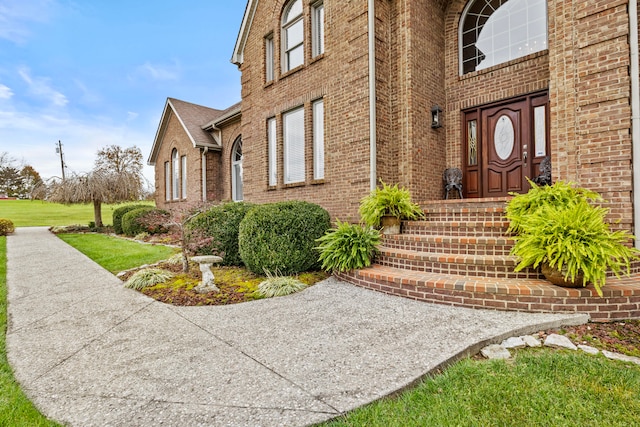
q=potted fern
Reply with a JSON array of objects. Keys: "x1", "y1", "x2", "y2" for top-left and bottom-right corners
[
  {"x1": 507, "y1": 181, "x2": 640, "y2": 296},
  {"x1": 359, "y1": 180, "x2": 423, "y2": 234}
]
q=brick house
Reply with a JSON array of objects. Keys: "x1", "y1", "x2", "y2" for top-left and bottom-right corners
[
  {"x1": 148, "y1": 98, "x2": 242, "y2": 209},
  {"x1": 228, "y1": 0, "x2": 640, "y2": 230},
  {"x1": 149, "y1": 0, "x2": 640, "y2": 318},
  {"x1": 151, "y1": 0, "x2": 640, "y2": 231}
]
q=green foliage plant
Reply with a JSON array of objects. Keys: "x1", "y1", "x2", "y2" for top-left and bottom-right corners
[
  {"x1": 188, "y1": 201, "x2": 255, "y2": 266},
  {"x1": 508, "y1": 182, "x2": 640, "y2": 296},
  {"x1": 316, "y1": 220, "x2": 381, "y2": 272},
  {"x1": 257, "y1": 271, "x2": 308, "y2": 298},
  {"x1": 121, "y1": 207, "x2": 158, "y2": 236},
  {"x1": 112, "y1": 203, "x2": 152, "y2": 234},
  {"x1": 359, "y1": 180, "x2": 423, "y2": 228},
  {"x1": 506, "y1": 179, "x2": 601, "y2": 235},
  {"x1": 0, "y1": 219, "x2": 15, "y2": 236},
  {"x1": 238, "y1": 201, "x2": 331, "y2": 275},
  {"x1": 124, "y1": 268, "x2": 173, "y2": 290}
]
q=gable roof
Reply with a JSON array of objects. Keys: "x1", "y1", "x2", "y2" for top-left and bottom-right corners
[
  {"x1": 232, "y1": 0, "x2": 258, "y2": 66},
  {"x1": 147, "y1": 98, "x2": 225, "y2": 166}
]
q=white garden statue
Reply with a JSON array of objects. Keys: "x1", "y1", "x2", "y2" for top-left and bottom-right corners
[{"x1": 190, "y1": 255, "x2": 223, "y2": 293}]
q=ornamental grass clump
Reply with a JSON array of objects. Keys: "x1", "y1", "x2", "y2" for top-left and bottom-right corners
[
  {"x1": 124, "y1": 268, "x2": 173, "y2": 291},
  {"x1": 257, "y1": 272, "x2": 308, "y2": 298},
  {"x1": 316, "y1": 220, "x2": 381, "y2": 272},
  {"x1": 508, "y1": 181, "x2": 640, "y2": 296},
  {"x1": 359, "y1": 180, "x2": 423, "y2": 228}
]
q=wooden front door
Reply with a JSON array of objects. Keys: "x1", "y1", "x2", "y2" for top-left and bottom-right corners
[{"x1": 463, "y1": 92, "x2": 549, "y2": 198}]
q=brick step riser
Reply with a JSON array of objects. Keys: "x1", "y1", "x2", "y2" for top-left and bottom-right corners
[
  {"x1": 382, "y1": 240, "x2": 514, "y2": 256},
  {"x1": 375, "y1": 255, "x2": 543, "y2": 279},
  {"x1": 401, "y1": 225, "x2": 509, "y2": 237}
]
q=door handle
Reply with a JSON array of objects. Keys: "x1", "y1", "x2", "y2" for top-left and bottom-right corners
[{"x1": 523, "y1": 151, "x2": 528, "y2": 163}]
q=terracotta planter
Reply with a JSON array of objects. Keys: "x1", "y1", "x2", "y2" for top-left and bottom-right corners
[
  {"x1": 380, "y1": 215, "x2": 401, "y2": 235},
  {"x1": 541, "y1": 263, "x2": 585, "y2": 288}
]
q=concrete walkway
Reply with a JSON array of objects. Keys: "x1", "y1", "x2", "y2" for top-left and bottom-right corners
[{"x1": 6, "y1": 227, "x2": 588, "y2": 427}]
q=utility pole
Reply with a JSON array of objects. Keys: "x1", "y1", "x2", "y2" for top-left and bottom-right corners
[{"x1": 55, "y1": 140, "x2": 66, "y2": 180}]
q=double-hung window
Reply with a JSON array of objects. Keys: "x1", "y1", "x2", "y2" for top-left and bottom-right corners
[
  {"x1": 265, "y1": 34, "x2": 274, "y2": 82},
  {"x1": 313, "y1": 99, "x2": 324, "y2": 180},
  {"x1": 164, "y1": 161, "x2": 171, "y2": 201},
  {"x1": 171, "y1": 149, "x2": 179, "y2": 200},
  {"x1": 282, "y1": 0, "x2": 304, "y2": 71},
  {"x1": 312, "y1": 2, "x2": 324, "y2": 57},
  {"x1": 268, "y1": 118, "x2": 277, "y2": 186},
  {"x1": 283, "y1": 107, "x2": 305, "y2": 184},
  {"x1": 181, "y1": 155, "x2": 187, "y2": 199}
]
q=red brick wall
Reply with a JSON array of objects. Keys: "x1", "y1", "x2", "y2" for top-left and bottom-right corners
[
  {"x1": 239, "y1": 0, "x2": 373, "y2": 222},
  {"x1": 153, "y1": 112, "x2": 236, "y2": 211}
]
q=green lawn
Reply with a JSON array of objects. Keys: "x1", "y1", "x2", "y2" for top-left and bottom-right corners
[
  {"x1": 57, "y1": 233, "x2": 177, "y2": 273},
  {"x1": 0, "y1": 237, "x2": 62, "y2": 426},
  {"x1": 323, "y1": 351, "x2": 640, "y2": 427},
  {"x1": 0, "y1": 200, "x2": 153, "y2": 227}
]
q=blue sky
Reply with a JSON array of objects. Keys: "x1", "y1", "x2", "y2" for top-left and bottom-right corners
[{"x1": 0, "y1": 0, "x2": 246, "y2": 186}]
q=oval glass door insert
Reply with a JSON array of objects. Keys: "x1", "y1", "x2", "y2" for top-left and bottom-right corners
[{"x1": 494, "y1": 115, "x2": 515, "y2": 160}]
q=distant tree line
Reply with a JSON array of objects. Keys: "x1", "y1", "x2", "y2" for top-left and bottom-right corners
[{"x1": 0, "y1": 152, "x2": 43, "y2": 199}]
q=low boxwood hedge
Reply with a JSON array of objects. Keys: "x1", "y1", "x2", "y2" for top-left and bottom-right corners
[
  {"x1": 112, "y1": 203, "x2": 152, "y2": 234},
  {"x1": 238, "y1": 201, "x2": 330, "y2": 275},
  {"x1": 188, "y1": 201, "x2": 255, "y2": 266}
]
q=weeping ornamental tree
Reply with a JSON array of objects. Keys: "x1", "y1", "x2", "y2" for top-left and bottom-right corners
[{"x1": 47, "y1": 145, "x2": 144, "y2": 227}]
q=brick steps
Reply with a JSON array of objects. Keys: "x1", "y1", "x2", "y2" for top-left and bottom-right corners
[
  {"x1": 377, "y1": 246, "x2": 542, "y2": 279},
  {"x1": 336, "y1": 198, "x2": 640, "y2": 321},
  {"x1": 382, "y1": 234, "x2": 515, "y2": 256},
  {"x1": 337, "y1": 265, "x2": 640, "y2": 321}
]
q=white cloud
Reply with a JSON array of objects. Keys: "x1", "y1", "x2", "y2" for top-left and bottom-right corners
[
  {"x1": 0, "y1": 0, "x2": 57, "y2": 44},
  {"x1": 127, "y1": 112, "x2": 139, "y2": 121},
  {"x1": 135, "y1": 61, "x2": 181, "y2": 81},
  {"x1": 0, "y1": 84, "x2": 13, "y2": 99},
  {"x1": 18, "y1": 66, "x2": 68, "y2": 107}
]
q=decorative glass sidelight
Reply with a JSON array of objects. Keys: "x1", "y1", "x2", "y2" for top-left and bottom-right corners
[
  {"x1": 468, "y1": 120, "x2": 478, "y2": 166},
  {"x1": 534, "y1": 105, "x2": 547, "y2": 157}
]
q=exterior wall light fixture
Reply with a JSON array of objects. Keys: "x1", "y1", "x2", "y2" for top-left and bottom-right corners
[{"x1": 431, "y1": 105, "x2": 443, "y2": 128}]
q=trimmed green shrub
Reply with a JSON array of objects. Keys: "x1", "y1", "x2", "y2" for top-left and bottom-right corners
[
  {"x1": 0, "y1": 218, "x2": 15, "y2": 236},
  {"x1": 316, "y1": 221, "x2": 381, "y2": 272},
  {"x1": 188, "y1": 201, "x2": 255, "y2": 266},
  {"x1": 239, "y1": 201, "x2": 331, "y2": 275},
  {"x1": 113, "y1": 203, "x2": 152, "y2": 234},
  {"x1": 121, "y1": 207, "x2": 155, "y2": 237}
]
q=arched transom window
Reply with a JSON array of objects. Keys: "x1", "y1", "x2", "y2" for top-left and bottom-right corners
[
  {"x1": 282, "y1": 0, "x2": 304, "y2": 72},
  {"x1": 459, "y1": 0, "x2": 547, "y2": 75}
]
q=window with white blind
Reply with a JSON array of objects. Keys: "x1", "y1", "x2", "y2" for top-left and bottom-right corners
[
  {"x1": 268, "y1": 118, "x2": 277, "y2": 186},
  {"x1": 312, "y1": 2, "x2": 324, "y2": 57},
  {"x1": 283, "y1": 107, "x2": 305, "y2": 184},
  {"x1": 265, "y1": 34, "x2": 274, "y2": 82},
  {"x1": 164, "y1": 161, "x2": 171, "y2": 201},
  {"x1": 313, "y1": 99, "x2": 324, "y2": 180},
  {"x1": 181, "y1": 155, "x2": 187, "y2": 199},
  {"x1": 282, "y1": 0, "x2": 304, "y2": 71},
  {"x1": 171, "y1": 149, "x2": 179, "y2": 200}
]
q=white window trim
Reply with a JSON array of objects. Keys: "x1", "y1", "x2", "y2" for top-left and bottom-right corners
[
  {"x1": 231, "y1": 138, "x2": 243, "y2": 201},
  {"x1": 181, "y1": 155, "x2": 187, "y2": 200},
  {"x1": 268, "y1": 118, "x2": 277, "y2": 186},
  {"x1": 265, "y1": 34, "x2": 274, "y2": 82},
  {"x1": 312, "y1": 1, "x2": 324, "y2": 57},
  {"x1": 171, "y1": 149, "x2": 179, "y2": 200},
  {"x1": 313, "y1": 99, "x2": 324, "y2": 180},
  {"x1": 201, "y1": 151, "x2": 207, "y2": 202},
  {"x1": 283, "y1": 106, "x2": 305, "y2": 184},
  {"x1": 282, "y1": 0, "x2": 304, "y2": 72},
  {"x1": 164, "y1": 161, "x2": 171, "y2": 201}
]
